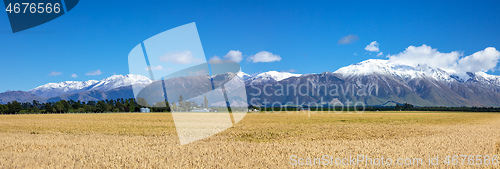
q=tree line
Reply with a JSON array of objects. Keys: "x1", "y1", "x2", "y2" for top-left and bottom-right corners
[
  {"x1": 0, "y1": 95, "x2": 210, "y2": 114},
  {"x1": 0, "y1": 98, "x2": 166, "y2": 114},
  {"x1": 2, "y1": 100, "x2": 500, "y2": 114},
  {"x1": 137, "y1": 95, "x2": 212, "y2": 112},
  {"x1": 254, "y1": 103, "x2": 500, "y2": 112}
]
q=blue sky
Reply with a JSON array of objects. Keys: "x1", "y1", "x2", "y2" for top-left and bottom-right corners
[{"x1": 1, "y1": 0, "x2": 500, "y2": 92}]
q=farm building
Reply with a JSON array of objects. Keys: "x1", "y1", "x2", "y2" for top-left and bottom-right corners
[{"x1": 140, "y1": 108, "x2": 150, "y2": 113}]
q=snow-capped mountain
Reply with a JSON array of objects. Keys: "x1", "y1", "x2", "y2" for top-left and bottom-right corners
[
  {"x1": 86, "y1": 74, "x2": 152, "y2": 91},
  {"x1": 236, "y1": 72, "x2": 252, "y2": 81},
  {"x1": 334, "y1": 59, "x2": 457, "y2": 82},
  {"x1": 251, "y1": 71, "x2": 302, "y2": 81},
  {"x1": 25, "y1": 71, "x2": 298, "y2": 100},
  {"x1": 29, "y1": 80, "x2": 99, "y2": 98},
  {"x1": 22, "y1": 71, "x2": 301, "y2": 100},
  {"x1": 473, "y1": 72, "x2": 500, "y2": 86},
  {"x1": 29, "y1": 74, "x2": 152, "y2": 98},
  {"x1": 3, "y1": 60, "x2": 500, "y2": 107},
  {"x1": 334, "y1": 59, "x2": 500, "y2": 86},
  {"x1": 239, "y1": 59, "x2": 500, "y2": 107}
]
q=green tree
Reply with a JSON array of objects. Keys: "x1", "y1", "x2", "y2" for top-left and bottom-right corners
[
  {"x1": 184, "y1": 101, "x2": 192, "y2": 112},
  {"x1": 171, "y1": 102, "x2": 178, "y2": 112},
  {"x1": 33, "y1": 106, "x2": 40, "y2": 113},
  {"x1": 115, "y1": 101, "x2": 124, "y2": 112},
  {"x1": 7, "y1": 101, "x2": 23, "y2": 114},
  {"x1": 32, "y1": 100, "x2": 40, "y2": 109},
  {"x1": 0, "y1": 104, "x2": 9, "y2": 114},
  {"x1": 204, "y1": 95, "x2": 209, "y2": 108},
  {"x1": 97, "y1": 101, "x2": 110, "y2": 112},
  {"x1": 395, "y1": 104, "x2": 402, "y2": 111},
  {"x1": 60, "y1": 100, "x2": 70, "y2": 112},
  {"x1": 72, "y1": 100, "x2": 82, "y2": 110},
  {"x1": 54, "y1": 101, "x2": 65, "y2": 113},
  {"x1": 83, "y1": 104, "x2": 93, "y2": 113},
  {"x1": 165, "y1": 101, "x2": 171, "y2": 112},
  {"x1": 402, "y1": 103, "x2": 414, "y2": 110},
  {"x1": 178, "y1": 95, "x2": 185, "y2": 111},
  {"x1": 137, "y1": 97, "x2": 149, "y2": 107},
  {"x1": 44, "y1": 103, "x2": 53, "y2": 113},
  {"x1": 128, "y1": 98, "x2": 136, "y2": 112}
]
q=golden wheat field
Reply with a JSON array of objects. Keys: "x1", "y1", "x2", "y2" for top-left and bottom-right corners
[{"x1": 0, "y1": 111, "x2": 499, "y2": 168}]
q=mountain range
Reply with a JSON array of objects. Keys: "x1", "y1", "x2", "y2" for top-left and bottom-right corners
[
  {"x1": 2, "y1": 59, "x2": 500, "y2": 107},
  {"x1": 0, "y1": 74, "x2": 151, "y2": 104}
]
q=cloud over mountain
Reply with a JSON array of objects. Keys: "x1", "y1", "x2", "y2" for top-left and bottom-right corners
[
  {"x1": 387, "y1": 45, "x2": 500, "y2": 74},
  {"x1": 248, "y1": 51, "x2": 281, "y2": 63},
  {"x1": 456, "y1": 47, "x2": 500, "y2": 73},
  {"x1": 365, "y1": 41, "x2": 380, "y2": 52},
  {"x1": 224, "y1": 50, "x2": 243, "y2": 63}
]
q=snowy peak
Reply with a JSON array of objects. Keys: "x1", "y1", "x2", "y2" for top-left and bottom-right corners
[
  {"x1": 334, "y1": 59, "x2": 500, "y2": 87},
  {"x1": 29, "y1": 74, "x2": 152, "y2": 98},
  {"x1": 30, "y1": 80, "x2": 99, "y2": 92},
  {"x1": 466, "y1": 72, "x2": 500, "y2": 86},
  {"x1": 334, "y1": 59, "x2": 391, "y2": 76},
  {"x1": 29, "y1": 80, "x2": 100, "y2": 98},
  {"x1": 89, "y1": 74, "x2": 152, "y2": 91},
  {"x1": 253, "y1": 71, "x2": 302, "y2": 81},
  {"x1": 237, "y1": 72, "x2": 252, "y2": 81},
  {"x1": 334, "y1": 59, "x2": 457, "y2": 82}
]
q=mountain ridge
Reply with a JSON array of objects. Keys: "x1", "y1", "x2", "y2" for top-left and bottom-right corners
[
  {"x1": 2, "y1": 59, "x2": 500, "y2": 107},
  {"x1": 28, "y1": 74, "x2": 152, "y2": 98}
]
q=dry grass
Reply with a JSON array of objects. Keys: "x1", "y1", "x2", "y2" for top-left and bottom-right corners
[
  {"x1": 0, "y1": 111, "x2": 499, "y2": 168},
  {"x1": 497, "y1": 141, "x2": 500, "y2": 154},
  {"x1": 0, "y1": 113, "x2": 177, "y2": 136}
]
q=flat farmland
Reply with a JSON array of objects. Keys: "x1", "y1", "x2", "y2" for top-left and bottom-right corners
[{"x1": 0, "y1": 112, "x2": 499, "y2": 168}]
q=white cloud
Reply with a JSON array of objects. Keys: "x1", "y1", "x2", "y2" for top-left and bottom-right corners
[
  {"x1": 209, "y1": 50, "x2": 243, "y2": 63},
  {"x1": 224, "y1": 50, "x2": 243, "y2": 63},
  {"x1": 48, "y1": 71, "x2": 62, "y2": 76},
  {"x1": 86, "y1": 70, "x2": 102, "y2": 76},
  {"x1": 388, "y1": 45, "x2": 460, "y2": 71},
  {"x1": 145, "y1": 65, "x2": 164, "y2": 71},
  {"x1": 71, "y1": 74, "x2": 78, "y2": 78},
  {"x1": 376, "y1": 52, "x2": 383, "y2": 57},
  {"x1": 248, "y1": 51, "x2": 282, "y2": 63},
  {"x1": 456, "y1": 47, "x2": 500, "y2": 73},
  {"x1": 208, "y1": 56, "x2": 223, "y2": 64},
  {"x1": 338, "y1": 34, "x2": 359, "y2": 44},
  {"x1": 159, "y1": 50, "x2": 201, "y2": 64},
  {"x1": 387, "y1": 45, "x2": 500, "y2": 73},
  {"x1": 365, "y1": 41, "x2": 380, "y2": 52}
]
